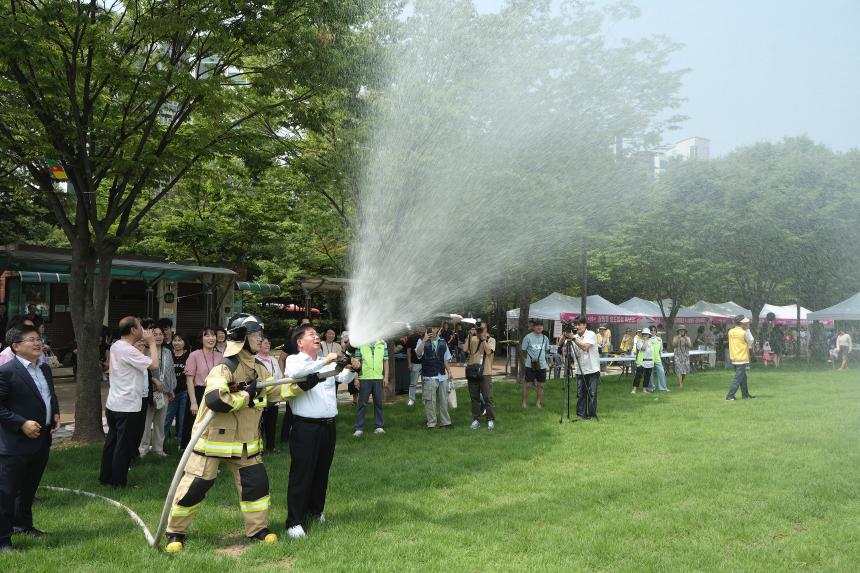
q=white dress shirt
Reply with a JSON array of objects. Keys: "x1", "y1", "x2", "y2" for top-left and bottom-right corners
[{"x1": 284, "y1": 352, "x2": 355, "y2": 419}]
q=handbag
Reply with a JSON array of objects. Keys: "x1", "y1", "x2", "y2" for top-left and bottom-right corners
[
  {"x1": 447, "y1": 382, "x2": 458, "y2": 409},
  {"x1": 152, "y1": 390, "x2": 166, "y2": 410},
  {"x1": 44, "y1": 349, "x2": 61, "y2": 369}
]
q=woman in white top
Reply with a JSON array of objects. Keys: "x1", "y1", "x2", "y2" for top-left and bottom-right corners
[
  {"x1": 139, "y1": 326, "x2": 175, "y2": 457},
  {"x1": 319, "y1": 327, "x2": 343, "y2": 357}
]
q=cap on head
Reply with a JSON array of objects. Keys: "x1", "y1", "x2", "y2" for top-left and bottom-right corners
[
  {"x1": 735, "y1": 315, "x2": 750, "y2": 325},
  {"x1": 224, "y1": 313, "x2": 264, "y2": 357}
]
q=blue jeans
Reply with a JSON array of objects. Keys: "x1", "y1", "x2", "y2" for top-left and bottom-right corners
[
  {"x1": 163, "y1": 391, "x2": 188, "y2": 447},
  {"x1": 355, "y1": 379, "x2": 384, "y2": 431},
  {"x1": 409, "y1": 364, "x2": 422, "y2": 402},
  {"x1": 727, "y1": 364, "x2": 750, "y2": 398},
  {"x1": 651, "y1": 361, "x2": 667, "y2": 390}
]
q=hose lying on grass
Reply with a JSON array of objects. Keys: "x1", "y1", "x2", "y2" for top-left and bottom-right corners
[{"x1": 42, "y1": 367, "x2": 341, "y2": 550}]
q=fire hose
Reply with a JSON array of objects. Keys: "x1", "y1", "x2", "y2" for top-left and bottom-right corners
[{"x1": 149, "y1": 366, "x2": 341, "y2": 548}]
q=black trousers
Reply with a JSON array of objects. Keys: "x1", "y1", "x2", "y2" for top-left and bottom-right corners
[
  {"x1": 99, "y1": 409, "x2": 140, "y2": 486},
  {"x1": 128, "y1": 398, "x2": 147, "y2": 458},
  {"x1": 632, "y1": 366, "x2": 652, "y2": 389},
  {"x1": 285, "y1": 418, "x2": 336, "y2": 529},
  {"x1": 182, "y1": 386, "x2": 205, "y2": 449},
  {"x1": 468, "y1": 375, "x2": 495, "y2": 421},
  {"x1": 0, "y1": 434, "x2": 50, "y2": 543},
  {"x1": 261, "y1": 404, "x2": 279, "y2": 451},
  {"x1": 279, "y1": 402, "x2": 294, "y2": 444},
  {"x1": 576, "y1": 371, "x2": 600, "y2": 418}
]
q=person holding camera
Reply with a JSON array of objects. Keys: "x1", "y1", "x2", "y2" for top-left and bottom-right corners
[
  {"x1": 562, "y1": 317, "x2": 600, "y2": 419},
  {"x1": 520, "y1": 320, "x2": 549, "y2": 408},
  {"x1": 415, "y1": 320, "x2": 454, "y2": 429},
  {"x1": 464, "y1": 322, "x2": 496, "y2": 430}
]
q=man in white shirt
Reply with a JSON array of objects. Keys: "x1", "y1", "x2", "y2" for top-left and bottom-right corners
[
  {"x1": 282, "y1": 324, "x2": 359, "y2": 539},
  {"x1": 99, "y1": 316, "x2": 159, "y2": 487},
  {"x1": 836, "y1": 330, "x2": 852, "y2": 370},
  {"x1": 566, "y1": 317, "x2": 601, "y2": 419}
]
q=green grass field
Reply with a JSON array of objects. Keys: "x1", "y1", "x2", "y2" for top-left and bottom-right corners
[{"x1": 3, "y1": 366, "x2": 859, "y2": 572}]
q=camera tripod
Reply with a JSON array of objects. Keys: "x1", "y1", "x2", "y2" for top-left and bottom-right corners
[{"x1": 559, "y1": 335, "x2": 599, "y2": 424}]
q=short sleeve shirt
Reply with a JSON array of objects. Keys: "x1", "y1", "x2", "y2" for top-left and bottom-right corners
[
  {"x1": 185, "y1": 349, "x2": 223, "y2": 388},
  {"x1": 106, "y1": 340, "x2": 151, "y2": 412},
  {"x1": 572, "y1": 330, "x2": 601, "y2": 375},
  {"x1": 521, "y1": 332, "x2": 549, "y2": 369}
]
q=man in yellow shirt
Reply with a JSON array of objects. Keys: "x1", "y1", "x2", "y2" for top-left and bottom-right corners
[{"x1": 726, "y1": 315, "x2": 755, "y2": 401}]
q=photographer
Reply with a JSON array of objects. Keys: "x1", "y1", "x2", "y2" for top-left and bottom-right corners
[
  {"x1": 520, "y1": 319, "x2": 549, "y2": 409},
  {"x1": 415, "y1": 320, "x2": 454, "y2": 429},
  {"x1": 464, "y1": 321, "x2": 496, "y2": 430},
  {"x1": 562, "y1": 317, "x2": 600, "y2": 420}
]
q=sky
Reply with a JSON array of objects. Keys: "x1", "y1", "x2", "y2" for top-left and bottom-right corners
[{"x1": 473, "y1": 0, "x2": 860, "y2": 156}]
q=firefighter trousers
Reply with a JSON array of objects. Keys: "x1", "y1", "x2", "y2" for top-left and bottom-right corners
[{"x1": 166, "y1": 451, "x2": 270, "y2": 537}]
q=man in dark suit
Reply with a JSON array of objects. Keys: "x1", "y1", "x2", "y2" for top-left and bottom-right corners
[{"x1": 0, "y1": 325, "x2": 60, "y2": 552}]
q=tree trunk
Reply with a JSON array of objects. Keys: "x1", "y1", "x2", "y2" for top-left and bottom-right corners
[
  {"x1": 580, "y1": 250, "x2": 588, "y2": 317},
  {"x1": 68, "y1": 228, "x2": 115, "y2": 443}
]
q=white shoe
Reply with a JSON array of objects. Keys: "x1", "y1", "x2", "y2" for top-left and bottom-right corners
[
  {"x1": 287, "y1": 525, "x2": 306, "y2": 539},
  {"x1": 374, "y1": 428, "x2": 385, "y2": 434},
  {"x1": 487, "y1": 420, "x2": 495, "y2": 430},
  {"x1": 470, "y1": 420, "x2": 480, "y2": 430},
  {"x1": 352, "y1": 430, "x2": 363, "y2": 437},
  {"x1": 407, "y1": 400, "x2": 415, "y2": 407}
]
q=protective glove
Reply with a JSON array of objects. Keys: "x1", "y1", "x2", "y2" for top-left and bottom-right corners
[
  {"x1": 297, "y1": 372, "x2": 320, "y2": 392},
  {"x1": 245, "y1": 377, "x2": 260, "y2": 404}
]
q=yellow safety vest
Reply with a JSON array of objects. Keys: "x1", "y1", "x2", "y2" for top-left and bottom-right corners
[{"x1": 728, "y1": 326, "x2": 750, "y2": 364}]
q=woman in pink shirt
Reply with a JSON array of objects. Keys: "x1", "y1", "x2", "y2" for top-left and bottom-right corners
[{"x1": 181, "y1": 327, "x2": 221, "y2": 449}]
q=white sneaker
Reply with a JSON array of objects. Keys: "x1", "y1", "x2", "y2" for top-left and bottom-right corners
[
  {"x1": 470, "y1": 420, "x2": 480, "y2": 430},
  {"x1": 487, "y1": 420, "x2": 495, "y2": 430},
  {"x1": 407, "y1": 400, "x2": 415, "y2": 407},
  {"x1": 374, "y1": 428, "x2": 385, "y2": 435},
  {"x1": 352, "y1": 430, "x2": 363, "y2": 437},
  {"x1": 287, "y1": 525, "x2": 306, "y2": 539}
]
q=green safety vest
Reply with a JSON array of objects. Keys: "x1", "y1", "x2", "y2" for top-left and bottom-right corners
[{"x1": 359, "y1": 341, "x2": 387, "y2": 380}]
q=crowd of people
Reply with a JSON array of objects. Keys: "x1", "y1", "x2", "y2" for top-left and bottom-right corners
[{"x1": 0, "y1": 298, "x2": 855, "y2": 553}]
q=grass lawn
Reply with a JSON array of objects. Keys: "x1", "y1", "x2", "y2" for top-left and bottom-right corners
[{"x1": 3, "y1": 366, "x2": 859, "y2": 572}]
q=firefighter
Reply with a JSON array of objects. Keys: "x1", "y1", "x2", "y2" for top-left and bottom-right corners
[{"x1": 165, "y1": 313, "x2": 291, "y2": 552}]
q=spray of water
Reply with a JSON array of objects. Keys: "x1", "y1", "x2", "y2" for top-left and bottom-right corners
[{"x1": 346, "y1": 0, "x2": 683, "y2": 346}]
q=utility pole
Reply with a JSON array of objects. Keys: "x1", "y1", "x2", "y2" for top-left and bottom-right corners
[{"x1": 580, "y1": 249, "x2": 588, "y2": 318}]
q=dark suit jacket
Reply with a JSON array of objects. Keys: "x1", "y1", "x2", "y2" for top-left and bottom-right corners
[{"x1": 0, "y1": 357, "x2": 59, "y2": 455}]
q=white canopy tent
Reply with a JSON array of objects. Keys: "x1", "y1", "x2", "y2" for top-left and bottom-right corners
[
  {"x1": 619, "y1": 297, "x2": 710, "y2": 325},
  {"x1": 807, "y1": 292, "x2": 860, "y2": 321},
  {"x1": 687, "y1": 301, "x2": 751, "y2": 323},
  {"x1": 759, "y1": 303, "x2": 812, "y2": 325},
  {"x1": 506, "y1": 293, "x2": 643, "y2": 329}
]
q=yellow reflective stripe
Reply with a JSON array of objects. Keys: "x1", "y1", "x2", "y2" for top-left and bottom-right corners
[
  {"x1": 171, "y1": 501, "x2": 202, "y2": 517},
  {"x1": 282, "y1": 383, "x2": 300, "y2": 399},
  {"x1": 230, "y1": 394, "x2": 247, "y2": 411},
  {"x1": 204, "y1": 379, "x2": 229, "y2": 395},
  {"x1": 245, "y1": 438, "x2": 263, "y2": 456},
  {"x1": 193, "y1": 438, "x2": 264, "y2": 457},
  {"x1": 240, "y1": 496, "x2": 270, "y2": 513}
]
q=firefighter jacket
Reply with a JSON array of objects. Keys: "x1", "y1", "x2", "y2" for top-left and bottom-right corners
[{"x1": 191, "y1": 349, "x2": 281, "y2": 458}]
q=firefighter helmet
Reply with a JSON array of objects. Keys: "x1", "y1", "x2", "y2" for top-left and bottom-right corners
[{"x1": 224, "y1": 313, "x2": 264, "y2": 357}]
